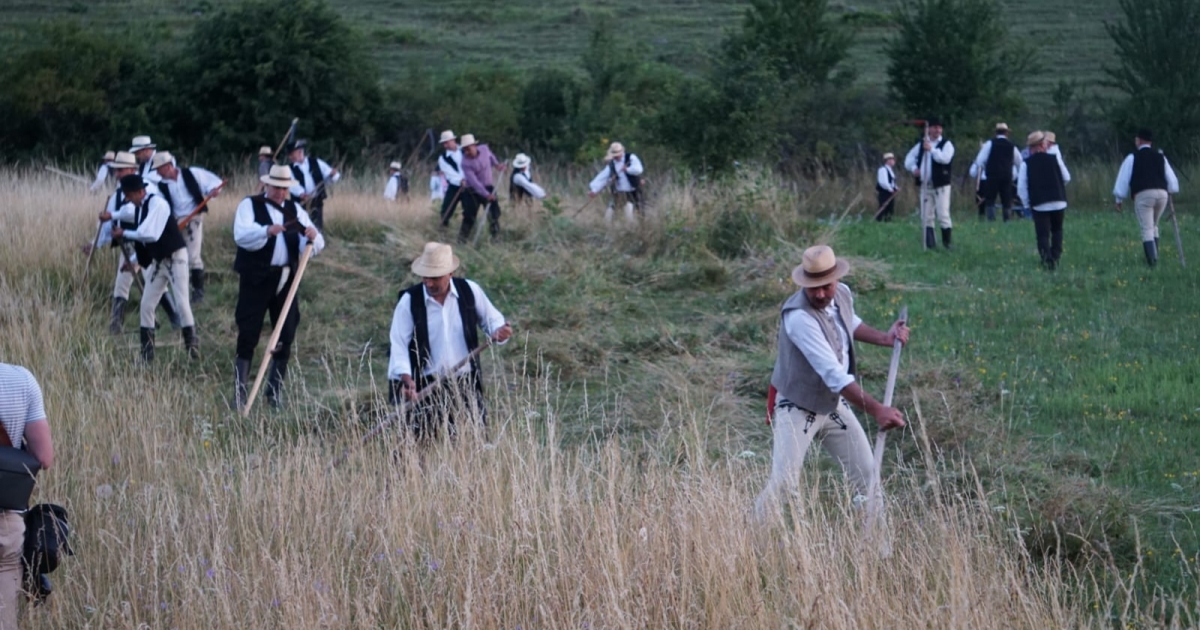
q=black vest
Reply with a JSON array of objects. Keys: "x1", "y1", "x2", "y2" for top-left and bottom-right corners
[
  {"x1": 916, "y1": 138, "x2": 953, "y2": 187},
  {"x1": 1130, "y1": 148, "x2": 1168, "y2": 195},
  {"x1": 1026, "y1": 153, "x2": 1067, "y2": 208},
  {"x1": 131, "y1": 193, "x2": 186, "y2": 263},
  {"x1": 510, "y1": 170, "x2": 531, "y2": 202},
  {"x1": 233, "y1": 195, "x2": 302, "y2": 282},
  {"x1": 156, "y1": 168, "x2": 206, "y2": 215},
  {"x1": 291, "y1": 156, "x2": 327, "y2": 203},
  {"x1": 985, "y1": 136, "x2": 1015, "y2": 181},
  {"x1": 609, "y1": 154, "x2": 642, "y2": 191},
  {"x1": 108, "y1": 190, "x2": 135, "y2": 248},
  {"x1": 398, "y1": 278, "x2": 482, "y2": 388},
  {"x1": 441, "y1": 152, "x2": 460, "y2": 173},
  {"x1": 876, "y1": 167, "x2": 894, "y2": 194}
]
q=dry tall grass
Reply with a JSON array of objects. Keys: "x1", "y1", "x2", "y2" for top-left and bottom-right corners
[{"x1": 4, "y1": 169, "x2": 1195, "y2": 628}]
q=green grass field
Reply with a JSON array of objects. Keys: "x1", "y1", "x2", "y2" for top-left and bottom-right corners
[{"x1": 0, "y1": 0, "x2": 1121, "y2": 106}]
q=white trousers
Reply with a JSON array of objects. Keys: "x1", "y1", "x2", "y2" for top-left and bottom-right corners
[
  {"x1": 754, "y1": 400, "x2": 883, "y2": 520},
  {"x1": 920, "y1": 185, "x2": 953, "y2": 229},
  {"x1": 1134, "y1": 189, "x2": 1168, "y2": 242},
  {"x1": 182, "y1": 216, "x2": 204, "y2": 270},
  {"x1": 140, "y1": 249, "x2": 194, "y2": 328}
]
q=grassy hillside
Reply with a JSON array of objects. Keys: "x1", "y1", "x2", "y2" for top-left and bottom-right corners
[{"x1": 0, "y1": 0, "x2": 1121, "y2": 106}]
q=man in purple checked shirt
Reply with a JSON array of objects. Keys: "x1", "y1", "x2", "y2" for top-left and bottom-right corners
[{"x1": 457, "y1": 133, "x2": 506, "y2": 243}]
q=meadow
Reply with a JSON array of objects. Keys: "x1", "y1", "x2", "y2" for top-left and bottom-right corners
[{"x1": 2, "y1": 161, "x2": 1198, "y2": 627}]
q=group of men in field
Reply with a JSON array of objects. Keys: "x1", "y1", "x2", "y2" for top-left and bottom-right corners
[{"x1": 875, "y1": 121, "x2": 1179, "y2": 269}]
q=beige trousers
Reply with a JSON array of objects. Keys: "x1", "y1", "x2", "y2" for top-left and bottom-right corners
[
  {"x1": 140, "y1": 248, "x2": 194, "y2": 328},
  {"x1": 1134, "y1": 189, "x2": 1168, "y2": 242},
  {"x1": 920, "y1": 185, "x2": 953, "y2": 229},
  {"x1": 754, "y1": 400, "x2": 883, "y2": 520},
  {"x1": 182, "y1": 216, "x2": 204, "y2": 270},
  {"x1": 112, "y1": 252, "x2": 135, "y2": 299},
  {"x1": 0, "y1": 512, "x2": 23, "y2": 630}
]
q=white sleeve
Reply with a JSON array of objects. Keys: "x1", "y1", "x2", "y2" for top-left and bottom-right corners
[
  {"x1": 468, "y1": 280, "x2": 508, "y2": 343},
  {"x1": 589, "y1": 167, "x2": 612, "y2": 194},
  {"x1": 1165, "y1": 158, "x2": 1180, "y2": 194},
  {"x1": 1017, "y1": 162, "x2": 1030, "y2": 208},
  {"x1": 122, "y1": 197, "x2": 170, "y2": 244},
  {"x1": 90, "y1": 164, "x2": 108, "y2": 192},
  {"x1": 191, "y1": 167, "x2": 224, "y2": 194},
  {"x1": 932, "y1": 140, "x2": 955, "y2": 164},
  {"x1": 318, "y1": 158, "x2": 340, "y2": 183},
  {"x1": 625, "y1": 154, "x2": 644, "y2": 176},
  {"x1": 1113, "y1": 155, "x2": 1134, "y2": 200},
  {"x1": 96, "y1": 219, "x2": 114, "y2": 248},
  {"x1": 903, "y1": 143, "x2": 920, "y2": 173},
  {"x1": 233, "y1": 198, "x2": 270, "y2": 251},
  {"x1": 295, "y1": 207, "x2": 326, "y2": 256},
  {"x1": 515, "y1": 173, "x2": 546, "y2": 199},
  {"x1": 971, "y1": 141, "x2": 991, "y2": 179},
  {"x1": 1058, "y1": 155, "x2": 1071, "y2": 185},
  {"x1": 384, "y1": 176, "x2": 398, "y2": 200},
  {"x1": 388, "y1": 293, "x2": 415, "y2": 379},
  {"x1": 876, "y1": 167, "x2": 890, "y2": 191},
  {"x1": 784, "y1": 310, "x2": 855, "y2": 393},
  {"x1": 1013, "y1": 146, "x2": 1024, "y2": 167}
]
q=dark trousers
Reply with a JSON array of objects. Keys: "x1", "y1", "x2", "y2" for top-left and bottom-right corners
[
  {"x1": 1032, "y1": 209, "x2": 1065, "y2": 266},
  {"x1": 309, "y1": 202, "x2": 325, "y2": 231},
  {"x1": 391, "y1": 374, "x2": 485, "y2": 442},
  {"x1": 440, "y1": 183, "x2": 465, "y2": 226},
  {"x1": 461, "y1": 187, "x2": 501, "y2": 243},
  {"x1": 875, "y1": 189, "x2": 896, "y2": 221},
  {"x1": 978, "y1": 177, "x2": 1015, "y2": 220},
  {"x1": 235, "y1": 267, "x2": 301, "y2": 365}
]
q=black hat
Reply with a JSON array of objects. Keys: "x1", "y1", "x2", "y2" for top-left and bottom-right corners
[
  {"x1": 288, "y1": 139, "x2": 309, "y2": 152},
  {"x1": 119, "y1": 174, "x2": 147, "y2": 194},
  {"x1": 926, "y1": 116, "x2": 943, "y2": 127},
  {"x1": 1136, "y1": 128, "x2": 1154, "y2": 142}
]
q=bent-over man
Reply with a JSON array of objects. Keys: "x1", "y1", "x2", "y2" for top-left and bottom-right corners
[
  {"x1": 1113, "y1": 129, "x2": 1180, "y2": 267},
  {"x1": 437, "y1": 130, "x2": 466, "y2": 228},
  {"x1": 904, "y1": 118, "x2": 955, "y2": 249},
  {"x1": 460, "y1": 134, "x2": 505, "y2": 241},
  {"x1": 89, "y1": 151, "x2": 115, "y2": 193},
  {"x1": 1019, "y1": 131, "x2": 1072, "y2": 270},
  {"x1": 875, "y1": 152, "x2": 898, "y2": 222},
  {"x1": 754, "y1": 245, "x2": 909, "y2": 521},
  {"x1": 510, "y1": 153, "x2": 546, "y2": 205},
  {"x1": 588, "y1": 142, "x2": 645, "y2": 222},
  {"x1": 287, "y1": 139, "x2": 339, "y2": 230},
  {"x1": 388, "y1": 242, "x2": 512, "y2": 440},
  {"x1": 232, "y1": 166, "x2": 325, "y2": 408},
  {"x1": 153, "y1": 152, "x2": 223, "y2": 303},
  {"x1": 970, "y1": 122, "x2": 1023, "y2": 222},
  {"x1": 105, "y1": 175, "x2": 197, "y2": 361}
]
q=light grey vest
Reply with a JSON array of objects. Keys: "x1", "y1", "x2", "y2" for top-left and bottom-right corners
[{"x1": 770, "y1": 284, "x2": 857, "y2": 414}]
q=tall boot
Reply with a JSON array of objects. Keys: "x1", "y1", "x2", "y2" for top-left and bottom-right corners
[
  {"x1": 265, "y1": 361, "x2": 288, "y2": 408},
  {"x1": 160, "y1": 295, "x2": 182, "y2": 329},
  {"x1": 190, "y1": 269, "x2": 205, "y2": 304},
  {"x1": 181, "y1": 326, "x2": 199, "y2": 360},
  {"x1": 1001, "y1": 206, "x2": 1011, "y2": 222},
  {"x1": 1144, "y1": 240, "x2": 1158, "y2": 267},
  {"x1": 109, "y1": 297, "x2": 127, "y2": 335},
  {"x1": 924, "y1": 227, "x2": 937, "y2": 250},
  {"x1": 139, "y1": 327, "x2": 155, "y2": 363},
  {"x1": 233, "y1": 358, "x2": 251, "y2": 410},
  {"x1": 941, "y1": 227, "x2": 952, "y2": 250},
  {"x1": 985, "y1": 205, "x2": 996, "y2": 222}
]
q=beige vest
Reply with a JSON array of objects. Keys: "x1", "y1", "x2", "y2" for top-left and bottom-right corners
[{"x1": 770, "y1": 284, "x2": 857, "y2": 414}]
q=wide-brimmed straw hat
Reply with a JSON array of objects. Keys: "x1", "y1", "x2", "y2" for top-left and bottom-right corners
[
  {"x1": 110, "y1": 151, "x2": 138, "y2": 170},
  {"x1": 1044, "y1": 131, "x2": 1057, "y2": 144},
  {"x1": 1026, "y1": 130, "x2": 1046, "y2": 147},
  {"x1": 103, "y1": 151, "x2": 116, "y2": 161},
  {"x1": 995, "y1": 122, "x2": 1009, "y2": 132},
  {"x1": 882, "y1": 152, "x2": 895, "y2": 161},
  {"x1": 459, "y1": 134, "x2": 477, "y2": 149},
  {"x1": 606, "y1": 142, "x2": 625, "y2": 161},
  {"x1": 439, "y1": 130, "x2": 457, "y2": 144},
  {"x1": 791, "y1": 245, "x2": 850, "y2": 288},
  {"x1": 410, "y1": 242, "x2": 460, "y2": 277},
  {"x1": 258, "y1": 145, "x2": 272, "y2": 156},
  {"x1": 389, "y1": 161, "x2": 402, "y2": 170},
  {"x1": 512, "y1": 153, "x2": 531, "y2": 169},
  {"x1": 261, "y1": 164, "x2": 299, "y2": 188},
  {"x1": 151, "y1": 151, "x2": 175, "y2": 170},
  {"x1": 130, "y1": 135, "x2": 155, "y2": 151}
]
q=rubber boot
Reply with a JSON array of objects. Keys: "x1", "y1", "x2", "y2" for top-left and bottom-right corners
[
  {"x1": 182, "y1": 326, "x2": 199, "y2": 360},
  {"x1": 924, "y1": 227, "x2": 937, "y2": 250},
  {"x1": 190, "y1": 269, "x2": 205, "y2": 304},
  {"x1": 1144, "y1": 240, "x2": 1158, "y2": 267},
  {"x1": 139, "y1": 327, "x2": 155, "y2": 363},
  {"x1": 233, "y1": 359, "x2": 250, "y2": 410},
  {"x1": 941, "y1": 227, "x2": 952, "y2": 250},
  {"x1": 109, "y1": 297, "x2": 127, "y2": 335},
  {"x1": 1002, "y1": 206, "x2": 1011, "y2": 222},
  {"x1": 265, "y1": 361, "x2": 288, "y2": 408},
  {"x1": 160, "y1": 295, "x2": 182, "y2": 329},
  {"x1": 985, "y1": 205, "x2": 996, "y2": 222}
]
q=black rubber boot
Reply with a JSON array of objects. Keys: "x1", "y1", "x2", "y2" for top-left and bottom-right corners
[
  {"x1": 190, "y1": 269, "x2": 205, "y2": 304},
  {"x1": 160, "y1": 295, "x2": 183, "y2": 329},
  {"x1": 109, "y1": 297, "x2": 127, "y2": 335},
  {"x1": 265, "y1": 361, "x2": 288, "y2": 408},
  {"x1": 182, "y1": 326, "x2": 199, "y2": 360},
  {"x1": 924, "y1": 227, "x2": 937, "y2": 250},
  {"x1": 139, "y1": 327, "x2": 155, "y2": 362},
  {"x1": 985, "y1": 205, "x2": 996, "y2": 222},
  {"x1": 941, "y1": 227, "x2": 952, "y2": 250},
  {"x1": 233, "y1": 358, "x2": 251, "y2": 410},
  {"x1": 1144, "y1": 240, "x2": 1158, "y2": 267},
  {"x1": 1002, "y1": 206, "x2": 1011, "y2": 222}
]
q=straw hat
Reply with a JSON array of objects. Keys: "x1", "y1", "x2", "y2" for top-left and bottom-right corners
[
  {"x1": 129, "y1": 135, "x2": 155, "y2": 151},
  {"x1": 389, "y1": 161, "x2": 402, "y2": 170},
  {"x1": 258, "y1": 145, "x2": 272, "y2": 156},
  {"x1": 995, "y1": 122, "x2": 1009, "y2": 132},
  {"x1": 512, "y1": 153, "x2": 531, "y2": 169},
  {"x1": 151, "y1": 151, "x2": 175, "y2": 170},
  {"x1": 260, "y1": 164, "x2": 299, "y2": 188},
  {"x1": 110, "y1": 151, "x2": 138, "y2": 169},
  {"x1": 103, "y1": 151, "x2": 116, "y2": 161},
  {"x1": 459, "y1": 134, "x2": 477, "y2": 149},
  {"x1": 1044, "y1": 131, "x2": 1057, "y2": 144},
  {"x1": 791, "y1": 245, "x2": 850, "y2": 288},
  {"x1": 410, "y1": 242, "x2": 460, "y2": 277},
  {"x1": 119, "y1": 174, "x2": 148, "y2": 194},
  {"x1": 882, "y1": 152, "x2": 895, "y2": 161},
  {"x1": 1026, "y1": 130, "x2": 1046, "y2": 147},
  {"x1": 439, "y1": 130, "x2": 457, "y2": 144},
  {"x1": 606, "y1": 142, "x2": 625, "y2": 161}
]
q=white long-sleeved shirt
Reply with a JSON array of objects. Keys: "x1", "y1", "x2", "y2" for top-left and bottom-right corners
[
  {"x1": 112, "y1": 193, "x2": 175, "y2": 246},
  {"x1": 512, "y1": 170, "x2": 546, "y2": 199},
  {"x1": 1112, "y1": 145, "x2": 1180, "y2": 201},
  {"x1": 1017, "y1": 152, "x2": 1072, "y2": 212},
  {"x1": 876, "y1": 165, "x2": 897, "y2": 192},
  {"x1": 137, "y1": 155, "x2": 162, "y2": 184},
  {"x1": 903, "y1": 136, "x2": 954, "y2": 184},
  {"x1": 288, "y1": 156, "x2": 340, "y2": 198},
  {"x1": 589, "y1": 154, "x2": 644, "y2": 194},
  {"x1": 233, "y1": 197, "x2": 325, "y2": 266},
  {"x1": 388, "y1": 279, "x2": 507, "y2": 380},
  {"x1": 430, "y1": 174, "x2": 446, "y2": 200},
  {"x1": 782, "y1": 286, "x2": 863, "y2": 393},
  {"x1": 968, "y1": 136, "x2": 1023, "y2": 180},
  {"x1": 95, "y1": 190, "x2": 125, "y2": 248},
  {"x1": 157, "y1": 166, "x2": 223, "y2": 219},
  {"x1": 438, "y1": 149, "x2": 465, "y2": 187},
  {"x1": 90, "y1": 163, "x2": 111, "y2": 192},
  {"x1": 384, "y1": 173, "x2": 403, "y2": 201}
]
